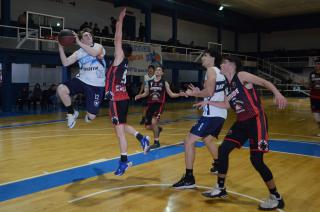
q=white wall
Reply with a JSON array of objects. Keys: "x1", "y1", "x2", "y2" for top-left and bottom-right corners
[
  {"x1": 178, "y1": 19, "x2": 218, "y2": 47},
  {"x1": 261, "y1": 28, "x2": 320, "y2": 51},
  {"x1": 12, "y1": 64, "x2": 30, "y2": 83},
  {"x1": 222, "y1": 29, "x2": 235, "y2": 51},
  {"x1": 239, "y1": 33, "x2": 257, "y2": 52},
  {"x1": 151, "y1": 13, "x2": 172, "y2": 42}
]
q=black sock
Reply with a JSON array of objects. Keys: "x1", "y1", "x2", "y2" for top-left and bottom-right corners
[
  {"x1": 120, "y1": 154, "x2": 128, "y2": 162},
  {"x1": 66, "y1": 105, "x2": 74, "y2": 114},
  {"x1": 135, "y1": 133, "x2": 143, "y2": 141},
  {"x1": 186, "y1": 169, "x2": 193, "y2": 178},
  {"x1": 213, "y1": 159, "x2": 219, "y2": 166},
  {"x1": 217, "y1": 177, "x2": 225, "y2": 188},
  {"x1": 154, "y1": 140, "x2": 159, "y2": 144},
  {"x1": 269, "y1": 187, "x2": 281, "y2": 198}
]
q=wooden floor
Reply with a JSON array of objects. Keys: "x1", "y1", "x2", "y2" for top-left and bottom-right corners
[{"x1": 0, "y1": 97, "x2": 319, "y2": 212}]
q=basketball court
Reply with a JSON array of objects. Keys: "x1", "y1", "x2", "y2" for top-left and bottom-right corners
[{"x1": 0, "y1": 98, "x2": 319, "y2": 211}]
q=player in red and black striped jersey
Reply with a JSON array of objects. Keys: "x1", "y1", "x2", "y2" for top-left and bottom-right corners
[
  {"x1": 309, "y1": 59, "x2": 320, "y2": 136},
  {"x1": 135, "y1": 65, "x2": 185, "y2": 149},
  {"x1": 105, "y1": 8, "x2": 150, "y2": 176},
  {"x1": 201, "y1": 55, "x2": 287, "y2": 211}
]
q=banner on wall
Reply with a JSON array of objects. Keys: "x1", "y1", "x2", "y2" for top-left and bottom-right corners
[
  {"x1": 308, "y1": 56, "x2": 320, "y2": 67},
  {"x1": 127, "y1": 43, "x2": 162, "y2": 76}
]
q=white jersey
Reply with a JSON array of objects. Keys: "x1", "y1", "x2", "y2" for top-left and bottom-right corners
[
  {"x1": 203, "y1": 67, "x2": 227, "y2": 118},
  {"x1": 144, "y1": 73, "x2": 155, "y2": 89},
  {"x1": 75, "y1": 43, "x2": 106, "y2": 87}
]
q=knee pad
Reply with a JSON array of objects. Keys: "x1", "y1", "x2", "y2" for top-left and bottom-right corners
[{"x1": 250, "y1": 152, "x2": 273, "y2": 182}]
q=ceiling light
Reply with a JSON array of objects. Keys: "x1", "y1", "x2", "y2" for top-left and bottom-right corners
[{"x1": 219, "y1": 5, "x2": 224, "y2": 11}]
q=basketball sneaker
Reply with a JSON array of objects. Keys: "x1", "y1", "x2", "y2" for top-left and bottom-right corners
[
  {"x1": 202, "y1": 184, "x2": 228, "y2": 198},
  {"x1": 149, "y1": 142, "x2": 160, "y2": 149},
  {"x1": 172, "y1": 175, "x2": 196, "y2": 189},
  {"x1": 84, "y1": 114, "x2": 91, "y2": 123},
  {"x1": 114, "y1": 160, "x2": 133, "y2": 176},
  {"x1": 67, "y1": 110, "x2": 79, "y2": 128},
  {"x1": 210, "y1": 162, "x2": 218, "y2": 174},
  {"x1": 140, "y1": 136, "x2": 150, "y2": 154},
  {"x1": 259, "y1": 194, "x2": 285, "y2": 210}
]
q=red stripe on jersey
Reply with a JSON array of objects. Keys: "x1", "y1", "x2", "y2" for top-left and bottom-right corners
[
  {"x1": 158, "y1": 90, "x2": 166, "y2": 115},
  {"x1": 225, "y1": 138, "x2": 241, "y2": 146},
  {"x1": 243, "y1": 87, "x2": 260, "y2": 116}
]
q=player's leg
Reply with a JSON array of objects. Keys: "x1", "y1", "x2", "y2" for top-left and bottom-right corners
[
  {"x1": 203, "y1": 135, "x2": 218, "y2": 173},
  {"x1": 57, "y1": 78, "x2": 81, "y2": 128},
  {"x1": 110, "y1": 100, "x2": 133, "y2": 176},
  {"x1": 203, "y1": 117, "x2": 225, "y2": 174},
  {"x1": 172, "y1": 132, "x2": 200, "y2": 189},
  {"x1": 149, "y1": 116, "x2": 161, "y2": 149},
  {"x1": 112, "y1": 99, "x2": 150, "y2": 154},
  {"x1": 83, "y1": 85, "x2": 104, "y2": 122},
  {"x1": 248, "y1": 114, "x2": 285, "y2": 210},
  {"x1": 313, "y1": 112, "x2": 320, "y2": 136},
  {"x1": 202, "y1": 121, "x2": 245, "y2": 199}
]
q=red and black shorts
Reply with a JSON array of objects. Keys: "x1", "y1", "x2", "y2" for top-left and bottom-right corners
[
  {"x1": 145, "y1": 102, "x2": 163, "y2": 125},
  {"x1": 109, "y1": 99, "x2": 129, "y2": 125},
  {"x1": 310, "y1": 97, "x2": 320, "y2": 113},
  {"x1": 224, "y1": 113, "x2": 269, "y2": 152}
]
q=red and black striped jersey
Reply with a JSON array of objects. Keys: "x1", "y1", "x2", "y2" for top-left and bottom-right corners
[
  {"x1": 147, "y1": 79, "x2": 166, "y2": 104},
  {"x1": 105, "y1": 59, "x2": 129, "y2": 101},
  {"x1": 310, "y1": 71, "x2": 320, "y2": 99},
  {"x1": 226, "y1": 72, "x2": 264, "y2": 121}
]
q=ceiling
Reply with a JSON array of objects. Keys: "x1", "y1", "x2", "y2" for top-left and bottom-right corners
[
  {"x1": 201, "y1": 0, "x2": 320, "y2": 18},
  {"x1": 105, "y1": 0, "x2": 320, "y2": 32}
]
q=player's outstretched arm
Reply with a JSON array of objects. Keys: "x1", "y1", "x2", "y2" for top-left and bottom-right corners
[
  {"x1": 238, "y1": 71, "x2": 287, "y2": 109},
  {"x1": 113, "y1": 8, "x2": 126, "y2": 66},
  {"x1": 165, "y1": 81, "x2": 186, "y2": 98}
]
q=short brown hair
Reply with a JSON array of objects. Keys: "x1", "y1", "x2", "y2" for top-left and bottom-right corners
[
  {"x1": 78, "y1": 27, "x2": 93, "y2": 39},
  {"x1": 223, "y1": 55, "x2": 242, "y2": 71}
]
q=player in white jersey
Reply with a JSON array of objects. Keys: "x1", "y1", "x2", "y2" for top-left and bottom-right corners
[
  {"x1": 172, "y1": 48, "x2": 229, "y2": 189},
  {"x1": 57, "y1": 28, "x2": 106, "y2": 128},
  {"x1": 138, "y1": 64, "x2": 155, "y2": 124}
]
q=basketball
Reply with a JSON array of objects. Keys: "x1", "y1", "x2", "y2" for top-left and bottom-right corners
[{"x1": 58, "y1": 29, "x2": 75, "y2": 46}]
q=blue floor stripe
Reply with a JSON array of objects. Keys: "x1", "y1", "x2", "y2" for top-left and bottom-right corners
[{"x1": 0, "y1": 140, "x2": 319, "y2": 202}]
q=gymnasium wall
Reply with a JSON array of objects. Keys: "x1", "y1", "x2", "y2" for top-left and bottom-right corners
[
  {"x1": 261, "y1": 28, "x2": 320, "y2": 51},
  {"x1": 177, "y1": 19, "x2": 218, "y2": 47}
]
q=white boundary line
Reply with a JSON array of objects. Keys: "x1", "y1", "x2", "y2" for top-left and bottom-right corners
[{"x1": 68, "y1": 183, "x2": 285, "y2": 212}]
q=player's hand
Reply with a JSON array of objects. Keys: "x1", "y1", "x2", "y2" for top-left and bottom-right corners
[
  {"x1": 73, "y1": 31, "x2": 80, "y2": 45},
  {"x1": 179, "y1": 91, "x2": 188, "y2": 97},
  {"x1": 193, "y1": 101, "x2": 208, "y2": 109},
  {"x1": 274, "y1": 93, "x2": 287, "y2": 110},
  {"x1": 187, "y1": 84, "x2": 200, "y2": 96},
  {"x1": 135, "y1": 95, "x2": 141, "y2": 101}
]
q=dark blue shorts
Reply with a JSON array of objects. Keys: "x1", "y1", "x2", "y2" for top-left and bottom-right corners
[
  {"x1": 63, "y1": 78, "x2": 104, "y2": 115},
  {"x1": 311, "y1": 97, "x2": 320, "y2": 113},
  {"x1": 190, "y1": 116, "x2": 225, "y2": 138}
]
